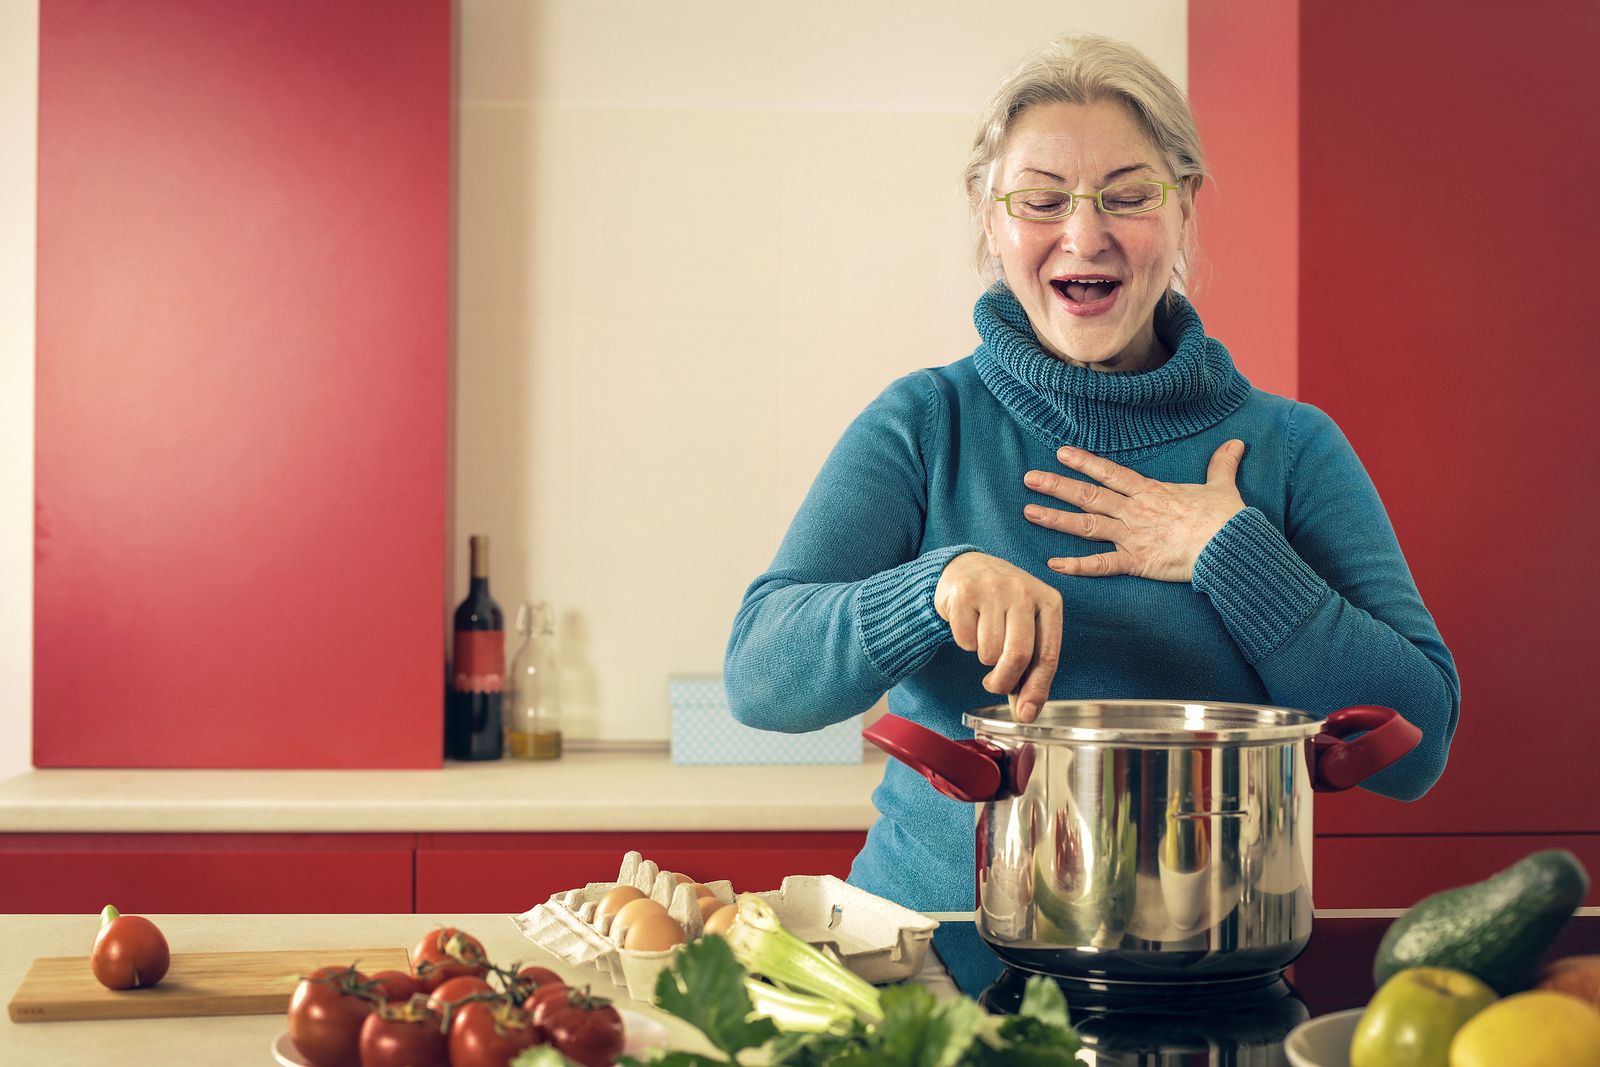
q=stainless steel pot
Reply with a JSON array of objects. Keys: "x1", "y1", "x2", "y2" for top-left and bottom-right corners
[{"x1": 865, "y1": 700, "x2": 1421, "y2": 987}]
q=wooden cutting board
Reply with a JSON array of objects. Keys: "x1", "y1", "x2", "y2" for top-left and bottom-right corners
[{"x1": 8, "y1": 946, "x2": 411, "y2": 1023}]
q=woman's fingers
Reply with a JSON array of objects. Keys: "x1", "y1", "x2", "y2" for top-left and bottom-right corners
[
  {"x1": 1014, "y1": 598, "x2": 1063, "y2": 723},
  {"x1": 1024, "y1": 504, "x2": 1120, "y2": 542},
  {"x1": 1023, "y1": 469, "x2": 1127, "y2": 517},
  {"x1": 1049, "y1": 551, "x2": 1135, "y2": 577},
  {"x1": 984, "y1": 603, "x2": 1036, "y2": 696},
  {"x1": 1055, "y1": 445, "x2": 1152, "y2": 495},
  {"x1": 934, "y1": 552, "x2": 1065, "y2": 717},
  {"x1": 975, "y1": 599, "x2": 1007, "y2": 667},
  {"x1": 1205, "y1": 439, "x2": 1246, "y2": 486}
]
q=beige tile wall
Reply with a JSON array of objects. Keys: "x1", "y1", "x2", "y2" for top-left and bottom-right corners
[
  {"x1": 453, "y1": 1, "x2": 1188, "y2": 739},
  {"x1": 1, "y1": 0, "x2": 38, "y2": 780}
]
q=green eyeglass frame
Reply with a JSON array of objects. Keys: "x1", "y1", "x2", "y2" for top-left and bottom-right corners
[{"x1": 993, "y1": 179, "x2": 1183, "y2": 220}]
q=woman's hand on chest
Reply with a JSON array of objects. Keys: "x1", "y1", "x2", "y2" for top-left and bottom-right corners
[{"x1": 1022, "y1": 440, "x2": 1248, "y2": 583}]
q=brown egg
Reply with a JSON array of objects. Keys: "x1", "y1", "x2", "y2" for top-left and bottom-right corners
[
  {"x1": 623, "y1": 912, "x2": 686, "y2": 952},
  {"x1": 682, "y1": 882, "x2": 713, "y2": 898},
  {"x1": 696, "y1": 895, "x2": 725, "y2": 922},
  {"x1": 611, "y1": 897, "x2": 669, "y2": 944},
  {"x1": 594, "y1": 885, "x2": 646, "y2": 927},
  {"x1": 703, "y1": 903, "x2": 738, "y2": 937}
]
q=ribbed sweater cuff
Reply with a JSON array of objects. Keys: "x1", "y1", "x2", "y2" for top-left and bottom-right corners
[
  {"x1": 854, "y1": 544, "x2": 978, "y2": 681},
  {"x1": 1193, "y1": 508, "x2": 1330, "y2": 664}
]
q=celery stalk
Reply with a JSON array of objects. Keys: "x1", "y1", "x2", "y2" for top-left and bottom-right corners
[
  {"x1": 720, "y1": 894, "x2": 884, "y2": 1023},
  {"x1": 743, "y1": 976, "x2": 856, "y2": 1033}
]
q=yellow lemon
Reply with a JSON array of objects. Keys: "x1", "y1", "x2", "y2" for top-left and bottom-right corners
[{"x1": 1449, "y1": 990, "x2": 1600, "y2": 1067}]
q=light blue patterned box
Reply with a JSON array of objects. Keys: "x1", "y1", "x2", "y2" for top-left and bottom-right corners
[{"x1": 669, "y1": 675, "x2": 863, "y2": 765}]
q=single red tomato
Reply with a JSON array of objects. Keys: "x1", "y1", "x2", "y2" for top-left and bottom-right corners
[
  {"x1": 523, "y1": 981, "x2": 572, "y2": 1029},
  {"x1": 359, "y1": 999, "x2": 448, "y2": 1067},
  {"x1": 368, "y1": 969, "x2": 424, "y2": 1003},
  {"x1": 542, "y1": 991, "x2": 624, "y2": 1067},
  {"x1": 410, "y1": 927, "x2": 490, "y2": 992},
  {"x1": 89, "y1": 905, "x2": 171, "y2": 990},
  {"x1": 286, "y1": 964, "x2": 376, "y2": 1067},
  {"x1": 448, "y1": 1002, "x2": 543, "y2": 1067},
  {"x1": 515, "y1": 965, "x2": 563, "y2": 989},
  {"x1": 426, "y1": 973, "x2": 495, "y2": 1028}
]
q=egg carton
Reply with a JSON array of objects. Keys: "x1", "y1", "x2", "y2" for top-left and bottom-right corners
[{"x1": 510, "y1": 851, "x2": 939, "y2": 1002}]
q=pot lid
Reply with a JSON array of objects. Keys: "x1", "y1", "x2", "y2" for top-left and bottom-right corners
[{"x1": 963, "y1": 699, "x2": 1326, "y2": 745}]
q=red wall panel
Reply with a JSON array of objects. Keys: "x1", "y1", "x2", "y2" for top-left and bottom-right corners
[
  {"x1": 1295, "y1": 2, "x2": 1600, "y2": 834},
  {"x1": 34, "y1": 0, "x2": 451, "y2": 767}
]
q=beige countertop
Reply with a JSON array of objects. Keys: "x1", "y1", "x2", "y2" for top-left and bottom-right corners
[
  {"x1": 0, "y1": 750, "x2": 888, "y2": 833},
  {"x1": 0, "y1": 912, "x2": 698, "y2": 1065},
  {"x1": 0, "y1": 911, "x2": 956, "y2": 1066}
]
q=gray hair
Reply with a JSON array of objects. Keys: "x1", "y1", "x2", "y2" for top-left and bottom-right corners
[{"x1": 964, "y1": 34, "x2": 1210, "y2": 301}]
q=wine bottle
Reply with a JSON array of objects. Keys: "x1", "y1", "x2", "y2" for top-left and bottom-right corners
[{"x1": 446, "y1": 535, "x2": 504, "y2": 760}]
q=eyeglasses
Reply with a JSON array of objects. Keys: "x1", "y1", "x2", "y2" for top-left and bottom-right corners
[{"x1": 993, "y1": 180, "x2": 1182, "y2": 220}]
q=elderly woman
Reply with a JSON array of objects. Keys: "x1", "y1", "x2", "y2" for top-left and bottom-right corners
[{"x1": 723, "y1": 34, "x2": 1458, "y2": 963}]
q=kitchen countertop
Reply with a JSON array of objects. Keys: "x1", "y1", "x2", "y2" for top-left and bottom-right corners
[
  {"x1": 0, "y1": 910, "x2": 956, "y2": 1067},
  {"x1": 0, "y1": 751, "x2": 888, "y2": 833},
  {"x1": 5, "y1": 911, "x2": 1598, "y2": 1065}
]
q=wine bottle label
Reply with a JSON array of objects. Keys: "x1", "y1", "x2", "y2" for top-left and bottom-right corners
[{"x1": 452, "y1": 631, "x2": 506, "y2": 693}]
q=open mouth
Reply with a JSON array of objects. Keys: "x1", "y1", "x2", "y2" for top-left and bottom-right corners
[{"x1": 1052, "y1": 278, "x2": 1121, "y2": 304}]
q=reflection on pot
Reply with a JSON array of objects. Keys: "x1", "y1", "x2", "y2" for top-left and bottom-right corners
[{"x1": 977, "y1": 733, "x2": 1313, "y2": 982}]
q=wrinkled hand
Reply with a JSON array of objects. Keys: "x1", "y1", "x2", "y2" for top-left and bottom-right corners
[
  {"x1": 934, "y1": 552, "x2": 1062, "y2": 723},
  {"x1": 1023, "y1": 441, "x2": 1248, "y2": 583}
]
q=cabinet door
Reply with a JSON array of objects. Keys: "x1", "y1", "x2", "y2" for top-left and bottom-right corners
[
  {"x1": 415, "y1": 831, "x2": 869, "y2": 913},
  {"x1": 0, "y1": 833, "x2": 414, "y2": 913},
  {"x1": 34, "y1": 0, "x2": 450, "y2": 769},
  {"x1": 1313, "y1": 833, "x2": 1600, "y2": 909}
]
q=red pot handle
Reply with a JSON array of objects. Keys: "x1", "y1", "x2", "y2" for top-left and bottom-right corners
[
  {"x1": 1310, "y1": 705, "x2": 1423, "y2": 792},
  {"x1": 863, "y1": 714, "x2": 1001, "y2": 802}
]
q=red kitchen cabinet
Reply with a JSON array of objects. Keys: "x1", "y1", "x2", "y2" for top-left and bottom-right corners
[
  {"x1": 1292, "y1": 3, "x2": 1600, "y2": 838},
  {"x1": 0, "y1": 833, "x2": 415, "y2": 914},
  {"x1": 0, "y1": 831, "x2": 870, "y2": 916},
  {"x1": 34, "y1": 0, "x2": 450, "y2": 768},
  {"x1": 414, "y1": 831, "x2": 869, "y2": 913},
  {"x1": 1313, "y1": 833, "x2": 1600, "y2": 910}
]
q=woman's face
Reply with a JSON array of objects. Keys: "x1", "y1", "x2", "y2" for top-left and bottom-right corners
[{"x1": 983, "y1": 99, "x2": 1191, "y2": 373}]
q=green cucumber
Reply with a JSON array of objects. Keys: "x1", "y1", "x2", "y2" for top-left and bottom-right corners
[{"x1": 1373, "y1": 849, "x2": 1590, "y2": 995}]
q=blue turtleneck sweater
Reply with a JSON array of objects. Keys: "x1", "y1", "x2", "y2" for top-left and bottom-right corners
[{"x1": 723, "y1": 286, "x2": 1459, "y2": 924}]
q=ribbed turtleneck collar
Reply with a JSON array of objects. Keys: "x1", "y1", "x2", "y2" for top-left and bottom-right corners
[{"x1": 972, "y1": 284, "x2": 1253, "y2": 456}]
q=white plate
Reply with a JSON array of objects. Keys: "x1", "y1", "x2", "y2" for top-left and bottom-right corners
[
  {"x1": 1283, "y1": 1007, "x2": 1361, "y2": 1067},
  {"x1": 271, "y1": 1007, "x2": 669, "y2": 1065}
]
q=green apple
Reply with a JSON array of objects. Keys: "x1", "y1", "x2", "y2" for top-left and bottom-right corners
[{"x1": 1350, "y1": 967, "x2": 1499, "y2": 1067}]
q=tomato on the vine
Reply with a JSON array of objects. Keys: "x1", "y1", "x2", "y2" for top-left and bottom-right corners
[
  {"x1": 540, "y1": 989, "x2": 625, "y2": 1067},
  {"x1": 410, "y1": 927, "x2": 490, "y2": 991},
  {"x1": 359, "y1": 998, "x2": 447, "y2": 1067},
  {"x1": 368, "y1": 969, "x2": 424, "y2": 1003},
  {"x1": 515, "y1": 965, "x2": 563, "y2": 989},
  {"x1": 447, "y1": 1002, "x2": 543, "y2": 1067},
  {"x1": 523, "y1": 981, "x2": 572, "y2": 1028},
  {"x1": 426, "y1": 973, "x2": 496, "y2": 1031},
  {"x1": 286, "y1": 964, "x2": 377, "y2": 1067}
]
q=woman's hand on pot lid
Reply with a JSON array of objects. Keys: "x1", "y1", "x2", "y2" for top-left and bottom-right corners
[
  {"x1": 934, "y1": 552, "x2": 1062, "y2": 723},
  {"x1": 1023, "y1": 440, "x2": 1248, "y2": 583}
]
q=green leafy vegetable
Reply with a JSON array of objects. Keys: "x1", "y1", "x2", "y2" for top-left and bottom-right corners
[
  {"x1": 640, "y1": 901, "x2": 1081, "y2": 1066},
  {"x1": 654, "y1": 934, "x2": 780, "y2": 1061}
]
